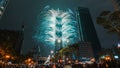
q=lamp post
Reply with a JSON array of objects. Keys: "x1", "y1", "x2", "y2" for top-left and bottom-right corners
[
  {"x1": 5, "y1": 55, "x2": 10, "y2": 59},
  {"x1": 5, "y1": 55, "x2": 10, "y2": 63},
  {"x1": 50, "y1": 50, "x2": 54, "y2": 58}
]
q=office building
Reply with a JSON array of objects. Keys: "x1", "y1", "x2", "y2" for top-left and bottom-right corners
[
  {"x1": 0, "y1": 26, "x2": 24, "y2": 55},
  {"x1": 78, "y1": 42, "x2": 94, "y2": 58},
  {"x1": 0, "y1": 0, "x2": 9, "y2": 19},
  {"x1": 77, "y1": 7, "x2": 101, "y2": 58}
]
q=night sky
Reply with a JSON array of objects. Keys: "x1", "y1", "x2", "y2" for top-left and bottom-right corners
[{"x1": 0, "y1": 0, "x2": 118, "y2": 54}]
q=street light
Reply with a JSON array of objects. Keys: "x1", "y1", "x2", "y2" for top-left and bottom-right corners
[
  {"x1": 57, "y1": 39, "x2": 61, "y2": 43},
  {"x1": 105, "y1": 55, "x2": 111, "y2": 61},
  {"x1": 5, "y1": 55, "x2": 10, "y2": 59},
  {"x1": 114, "y1": 55, "x2": 119, "y2": 59},
  {"x1": 5, "y1": 55, "x2": 10, "y2": 63},
  {"x1": 51, "y1": 50, "x2": 54, "y2": 58},
  {"x1": 28, "y1": 58, "x2": 32, "y2": 62},
  {"x1": 117, "y1": 43, "x2": 120, "y2": 48},
  {"x1": 51, "y1": 50, "x2": 54, "y2": 54}
]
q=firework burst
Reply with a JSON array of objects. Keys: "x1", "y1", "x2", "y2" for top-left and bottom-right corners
[{"x1": 33, "y1": 7, "x2": 79, "y2": 47}]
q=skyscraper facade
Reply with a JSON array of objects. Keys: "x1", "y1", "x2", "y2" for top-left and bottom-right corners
[{"x1": 77, "y1": 7, "x2": 101, "y2": 58}]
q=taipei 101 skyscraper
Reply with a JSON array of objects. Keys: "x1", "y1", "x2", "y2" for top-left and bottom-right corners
[
  {"x1": 55, "y1": 16, "x2": 63, "y2": 52},
  {"x1": 34, "y1": 7, "x2": 79, "y2": 56}
]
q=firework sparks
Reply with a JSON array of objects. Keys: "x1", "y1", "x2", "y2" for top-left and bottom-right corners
[{"x1": 33, "y1": 7, "x2": 79, "y2": 47}]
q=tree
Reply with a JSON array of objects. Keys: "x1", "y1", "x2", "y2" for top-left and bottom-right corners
[
  {"x1": 56, "y1": 43, "x2": 80, "y2": 59},
  {"x1": 96, "y1": 0, "x2": 120, "y2": 38},
  {"x1": 96, "y1": 11, "x2": 120, "y2": 38},
  {"x1": 111, "y1": 0, "x2": 119, "y2": 11},
  {"x1": 59, "y1": 46, "x2": 74, "y2": 58}
]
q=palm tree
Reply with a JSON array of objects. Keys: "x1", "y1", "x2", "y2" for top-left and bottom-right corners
[
  {"x1": 59, "y1": 46, "x2": 74, "y2": 58},
  {"x1": 96, "y1": 0, "x2": 120, "y2": 47},
  {"x1": 96, "y1": 11, "x2": 120, "y2": 38},
  {"x1": 58, "y1": 43, "x2": 80, "y2": 59}
]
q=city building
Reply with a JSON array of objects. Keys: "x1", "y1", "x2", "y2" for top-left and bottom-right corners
[
  {"x1": 0, "y1": 26, "x2": 24, "y2": 55},
  {"x1": 78, "y1": 42, "x2": 94, "y2": 58},
  {"x1": 0, "y1": 0, "x2": 9, "y2": 19},
  {"x1": 77, "y1": 7, "x2": 101, "y2": 58}
]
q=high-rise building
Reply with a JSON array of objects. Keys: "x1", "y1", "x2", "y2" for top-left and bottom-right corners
[
  {"x1": 77, "y1": 7, "x2": 101, "y2": 58},
  {"x1": 78, "y1": 42, "x2": 94, "y2": 58},
  {"x1": 0, "y1": 0, "x2": 9, "y2": 19},
  {"x1": 0, "y1": 26, "x2": 24, "y2": 55}
]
